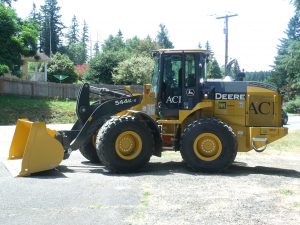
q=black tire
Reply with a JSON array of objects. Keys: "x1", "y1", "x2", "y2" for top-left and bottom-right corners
[
  {"x1": 96, "y1": 116, "x2": 153, "y2": 172},
  {"x1": 79, "y1": 136, "x2": 101, "y2": 163},
  {"x1": 180, "y1": 118, "x2": 237, "y2": 172},
  {"x1": 282, "y1": 110, "x2": 288, "y2": 125}
]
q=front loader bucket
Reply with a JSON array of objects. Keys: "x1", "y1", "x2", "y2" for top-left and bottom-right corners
[{"x1": 4, "y1": 119, "x2": 64, "y2": 177}]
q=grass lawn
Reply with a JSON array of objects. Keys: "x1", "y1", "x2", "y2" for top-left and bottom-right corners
[
  {"x1": 0, "y1": 95, "x2": 77, "y2": 125},
  {"x1": 268, "y1": 130, "x2": 300, "y2": 153},
  {"x1": 1, "y1": 95, "x2": 299, "y2": 153}
]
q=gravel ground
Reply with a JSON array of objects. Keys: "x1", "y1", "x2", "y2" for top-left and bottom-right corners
[
  {"x1": 125, "y1": 151, "x2": 300, "y2": 225},
  {"x1": 0, "y1": 124, "x2": 300, "y2": 225}
]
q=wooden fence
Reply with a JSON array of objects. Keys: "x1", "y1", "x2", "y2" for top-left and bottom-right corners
[{"x1": 0, "y1": 77, "x2": 143, "y2": 99}]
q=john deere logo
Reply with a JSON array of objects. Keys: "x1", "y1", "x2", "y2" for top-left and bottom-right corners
[
  {"x1": 186, "y1": 89, "x2": 195, "y2": 96},
  {"x1": 215, "y1": 93, "x2": 246, "y2": 100}
]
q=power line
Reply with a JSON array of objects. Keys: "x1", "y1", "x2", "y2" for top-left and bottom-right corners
[{"x1": 216, "y1": 14, "x2": 238, "y2": 75}]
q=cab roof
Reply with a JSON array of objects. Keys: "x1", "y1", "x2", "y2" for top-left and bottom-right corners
[{"x1": 154, "y1": 48, "x2": 209, "y2": 54}]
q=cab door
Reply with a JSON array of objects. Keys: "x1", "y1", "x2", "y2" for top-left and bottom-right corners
[
  {"x1": 182, "y1": 54, "x2": 199, "y2": 110},
  {"x1": 158, "y1": 54, "x2": 183, "y2": 119},
  {"x1": 157, "y1": 53, "x2": 204, "y2": 118}
]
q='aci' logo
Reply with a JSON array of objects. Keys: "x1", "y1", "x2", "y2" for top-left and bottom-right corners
[
  {"x1": 166, "y1": 96, "x2": 182, "y2": 104},
  {"x1": 249, "y1": 102, "x2": 274, "y2": 115}
]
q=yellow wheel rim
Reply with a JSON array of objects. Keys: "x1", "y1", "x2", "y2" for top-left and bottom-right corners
[
  {"x1": 115, "y1": 131, "x2": 142, "y2": 160},
  {"x1": 193, "y1": 133, "x2": 222, "y2": 161}
]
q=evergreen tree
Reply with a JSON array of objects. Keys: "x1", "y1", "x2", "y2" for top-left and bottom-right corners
[
  {"x1": 117, "y1": 29, "x2": 123, "y2": 38},
  {"x1": 28, "y1": 3, "x2": 41, "y2": 50},
  {"x1": 156, "y1": 23, "x2": 174, "y2": 48},
  {"x1": 0, "y1": 0, "x2": 16, "y2": 6},
  {"x1": 293, "y1": 0, "x2": 300, "y2": 11},
  {"x1": 93, "y1": 41, "x2": 100, "y2": 55},
  {"x1": 137, "y1": 35, "x2": 159, "y2": 56},
  {"x1": 209, "y1": 59, "x2": 222, "y2": 78},
  {"x1": 102, "y1": 31, "x2": 125, "y2": 52},
  {"x1": 67, "y1": 15, "x2": 79, "y2": 45},
  {"x1": 66, "y1": 42, "x2": 86, "y2": 65},
  {"x1": 286, "y1": 13, "x2": 300, "y2": 40},
  {"x1": 29, "y1": 3, "x2": 38, "y2": 22},
  {"x1": 39, "y1": 0, "x2": 64, "y2": 56},
  {"x1": 246, "y1": 71, "x2": 271, "y2": 82},
  {"x1": 81, "y1": 20, "x2": 89, "y2": 61},
  {"x1": 270, "y1": 12, "x2": 300, "y2": 99},
  {"x1": 205, "y1": 41, "x2": 212, "y2": 52}
]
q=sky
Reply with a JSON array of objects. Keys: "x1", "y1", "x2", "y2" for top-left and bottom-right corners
[{"x1": 12, "y1": 0, "x2": 295, "y2": 71}]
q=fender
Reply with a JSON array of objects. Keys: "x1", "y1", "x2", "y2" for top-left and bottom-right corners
[
  {"x1": 179, "y1": 101, "x2": 213, "y2": 123},
  {"x1": 128, "y1": 110, "x2": 163, "y2": 157}
]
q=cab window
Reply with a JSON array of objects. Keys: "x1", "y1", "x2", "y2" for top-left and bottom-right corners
[{"x1": 185, "y1": 54, "x2": 196, "y2": 88}]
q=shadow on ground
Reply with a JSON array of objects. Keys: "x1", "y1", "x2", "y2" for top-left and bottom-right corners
[{"x1": 24, "y1": 160, "x2": 300, "y2": 179}]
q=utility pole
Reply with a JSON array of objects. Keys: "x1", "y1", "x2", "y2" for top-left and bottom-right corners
[
  {"x1": 49, "y1": 18, "x2": 52, "y2": 58},
  {"x1": 216, "y1": 14, "x2": 238, "y2": 75}
]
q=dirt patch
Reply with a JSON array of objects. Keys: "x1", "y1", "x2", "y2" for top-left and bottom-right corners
[{"x1": 126, "y1": 151, "x2": 300, "y2": 225}]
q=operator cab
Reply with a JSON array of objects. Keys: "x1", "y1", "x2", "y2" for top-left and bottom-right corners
[{"x1": 151, "y1": 49, "x2": 209, "y2": 119}]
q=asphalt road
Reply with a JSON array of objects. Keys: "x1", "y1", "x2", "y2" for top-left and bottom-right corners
[
  {"x1": 0, "y1": 124, "x2": 141, "y2": 225},
  {"x1": 286, "y1": 115, "x2": 300, "y2": 130},
  {"x1": 0, "y1": 118, "x2": 299, "y2": 225}
]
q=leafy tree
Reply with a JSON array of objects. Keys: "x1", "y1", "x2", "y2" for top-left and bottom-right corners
[
  {"x1": 0, "y1": 4, "x2": 38, "y2": 74},
  {"x1": 112, "y1": 55, "x2": 154, "y2": 84},
  {"x1": 19, "y1": 20, "x2": 39, "y2": 56},
  {"x1": 66, "y1": 15, "x2": 79, "y2": 45},
  {"x1": 47, "y1": 53, "x2": 78, "y2": 83},
  {"x1": 40, "y1": 0, "x2": 64, "y2": 56},
  {"x1": 84, "y1": 51, "x2": 127, "y2": 84},
  {"x1": 156, "y1": 23, "x2": 174, "y2": 48},
  {"x1": 85, "y1": 34, "x2": 159, "y2": 84},
  {"x1": 126, "y1": 35, "x2": 159, "y2": 56}
]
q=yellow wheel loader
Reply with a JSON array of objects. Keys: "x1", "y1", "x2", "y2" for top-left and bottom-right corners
[{"x1": 5, "y1": 49, "x2": 288, "y2": 176}]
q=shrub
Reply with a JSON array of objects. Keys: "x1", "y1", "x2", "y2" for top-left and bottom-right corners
[
  {"x1": 112, "y1": 55, "x2": 154, "y2": 85},
  {"x1": 47, "y1": 53, "x2": 78, "y2": 83},
  {"x1": 285, "y1": 97, "x2": 300, "y2": 113},
  {"x1": 0, "y1": 64, "x2": 9, "y2": 76}
]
